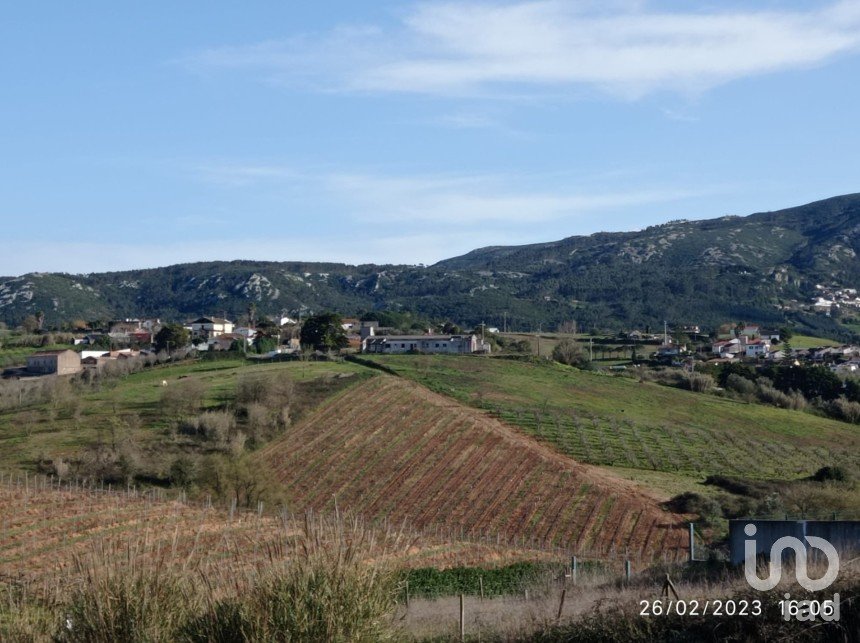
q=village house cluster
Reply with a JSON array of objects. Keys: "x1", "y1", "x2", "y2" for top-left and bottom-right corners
[
  {"x1": 811, "y1": 284, "x2": 860, "y2": 315},
  {"x1": 8, "y1": 309, "x2": 860, "y2": 380}
]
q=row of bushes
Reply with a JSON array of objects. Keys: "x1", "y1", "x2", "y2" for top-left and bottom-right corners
[
  {"x1": 621, "y1": 363, "x2": 860, "y2": 425},
  {"x1": 666, "y1": 467, "x2": 859, "y2": 528}
]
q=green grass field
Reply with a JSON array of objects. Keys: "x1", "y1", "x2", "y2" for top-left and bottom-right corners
[
  {"x1": 498, "y1": 332, "x2": 637, "y2": 363},
  {"x1": 0, "y1": 357, "x2": 367, "y2": 472},
  {"x1": 788, "y1": 334, "x2": 842, "y2": 349},
  {"x1": 363, "y1": 355, "x2": 860, "y2": 482}
]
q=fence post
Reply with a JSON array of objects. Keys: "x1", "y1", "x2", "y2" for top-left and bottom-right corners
[
  {"x1": 459, "y1": 594, "x2": 465, "y2": 642},
  {"x1": 571, "y1": 556, "x2": 578, "y2": 585},
  {"x1": 479, "y1": 576, "x2": 484, "y2": 601},
  {"x1": 625, "y1": 560, "x2": 632, "y2": 583},
  {"x1": 556, "y1": 588, "x2": 567, "y2": 622},
  {"x1": 688, "y1": 523, "x2": 695, "y2": 562}
]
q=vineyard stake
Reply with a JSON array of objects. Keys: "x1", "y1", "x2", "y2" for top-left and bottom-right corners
[
  {"x1": 459, "y1": 594, "x2": 465, "y2": 642},
  {"x1": 556, "y1": 588, "x2": 567, "y2": 622}
]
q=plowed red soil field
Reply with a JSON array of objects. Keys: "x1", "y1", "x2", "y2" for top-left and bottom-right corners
[
  {"x1": 258, "y1": 376, "x2": 689, "y2": 560},
  {"x1": 0, "y1": 481, "x2": 564, "y2": 588}
]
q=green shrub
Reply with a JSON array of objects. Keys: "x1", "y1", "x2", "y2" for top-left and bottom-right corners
[
  {"x1": 812, "y1": 465, "x2": 853, "y2": 483},
  {"x1": 186, "y1": 514, "x2": 402, "y2": 642},
  {"x1": 169, "y1": 455, "x2": 197, "y2": 488},
  {"x1": 404, "y1": 562, "x2": 555, "y2": 599},
  {"x1": 551, "y1": 339, "x2": 590, "y2": 368},
  {"x1": 249, "y1": 515, "x2": 400, "y2": 642},
  {"x1": 682, "y1": 372, "x2": 714, "y2": 393},
  {"x1": 663, "y1": 492, "x2": 722, "y2": 526},
  {"x1": 0, "y1": 589, "x2": 55, "y2": 643},
  {"x1": 725, "y1": 373, "x2": 756, "y2": 397}
]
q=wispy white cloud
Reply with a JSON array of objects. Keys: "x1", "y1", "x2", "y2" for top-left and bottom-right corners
[
  {"x1": 192, "y1": 163, "x2": 711, "y2": 225},
  {"x1": 324, "y1": 171, "x2": 706, "y2": 223},
  {"x1": 0, "y1": 162, "x2": 722, "y2": 274},
  {"x1": 183, "y1": 1, "x2": 860, "y2": 98},
  {"x1": 428, "y1": 110, "x2": 534, "y2": 139}
]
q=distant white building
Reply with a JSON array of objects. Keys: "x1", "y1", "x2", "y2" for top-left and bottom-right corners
[
  {"x1": 711, "y1": 339, "x2": 743, "y2": 357},
  {"x1": 831, "y1": 360, "x2": 860, "y2": 375},
  {"x1": 813, "y1": 298, "x2": 836, "y2": 313},
  {"x1": 341, "y1": 318, "x2": 360, "y2": 331},
  {"x1": 362, "y1": 333, "x2": 490, "y2": 355},
  {"x1": 188, "y1": 317, "x2": 234, "y2": 340}
]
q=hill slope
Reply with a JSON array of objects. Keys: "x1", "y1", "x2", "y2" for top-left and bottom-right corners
[
  {"x1": 363, "y1": 356, "x2": 860, "y2": 481},
  {"x1": 258, "y1": 375, "x2": 688, "y2": 560},
  {"x1": 2, "y1": 193, "x2": 858, "y2": 334}
]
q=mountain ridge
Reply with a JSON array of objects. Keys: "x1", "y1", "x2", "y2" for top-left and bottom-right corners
[{"x1": 2, "y1": 193, "x2": 859, "y2": 336}]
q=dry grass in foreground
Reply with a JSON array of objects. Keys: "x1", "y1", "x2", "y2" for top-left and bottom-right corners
[{"x1": 402, "y1": 561, "x2": 859, "y2": 642}]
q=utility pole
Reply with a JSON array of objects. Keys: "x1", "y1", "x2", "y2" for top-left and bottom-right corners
[
  {"x1": 537, "y1": 323, "x2": 541, "y2": 357},
  {"x1": 664, "y1": 320, "x2": 669, "y2": 346},
  {"x1": 503, "y1": 311, "x2": 507, "y2": 334},
  {"x1": 589, "y1": 337, "x2": 593, "y2": 362}
]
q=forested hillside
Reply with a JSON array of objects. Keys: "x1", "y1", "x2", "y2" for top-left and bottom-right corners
[{"x1": 2, "y1": 194, "x2": 858, "y2": 337}]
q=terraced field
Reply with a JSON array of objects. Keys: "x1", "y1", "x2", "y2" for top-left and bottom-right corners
[
  {"x1": 0, "y1": 479, "x2": 284, "y2": 587},
  {"x1": 258, "y1": 376, "x2": 689, "y2": 560},
  {"x1": 0, "y1": 478, "x2": 567, "y2": 589}
]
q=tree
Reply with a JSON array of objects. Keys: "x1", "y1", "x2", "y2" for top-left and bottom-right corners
[
  {"x1": 153, "y1": 323, "x2": 190, "y2": 353},
  {"x1": 778, "y1": 326, "x2": 794, "y2": 341},
  {"x1": 441, "y1": 321, "x2": 460, "y2": 334},
  {"x1": 253, "y1": 334, "x2": 277, "y2": 354},
  {"x1": 20, "y1": 315, "x2": 39, "y2": 333},
  {"x1": 299, "y1": 312, "x2": 349, "y2": 352},
  {"x1": 169, "y1": 455, "x2": 196, "y2": 489},
  {"x1": 551, "y1": 339, "x2": 590, "y2": 368}
]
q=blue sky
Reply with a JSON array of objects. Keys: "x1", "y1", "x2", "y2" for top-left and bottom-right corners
[{"x1": 2, "y1": 1, "x2": 859, "y2": 275}]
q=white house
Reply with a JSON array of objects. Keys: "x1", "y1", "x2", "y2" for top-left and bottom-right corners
[
  {"x1": 188, "y1": 317, "x2": 234, "y2": 340},
  {"x1": 712, "y1": 339, "x2": 743, "y2": 357},
  {"x1": 744, "y1": 339, "x2": 771, "y2": 358},
  {"x1": 234, "y1": 327, "x2": 257, "y2": 339},
  {"x1": 831, "y1": 360, "x2": 860, "y2": 375}
]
